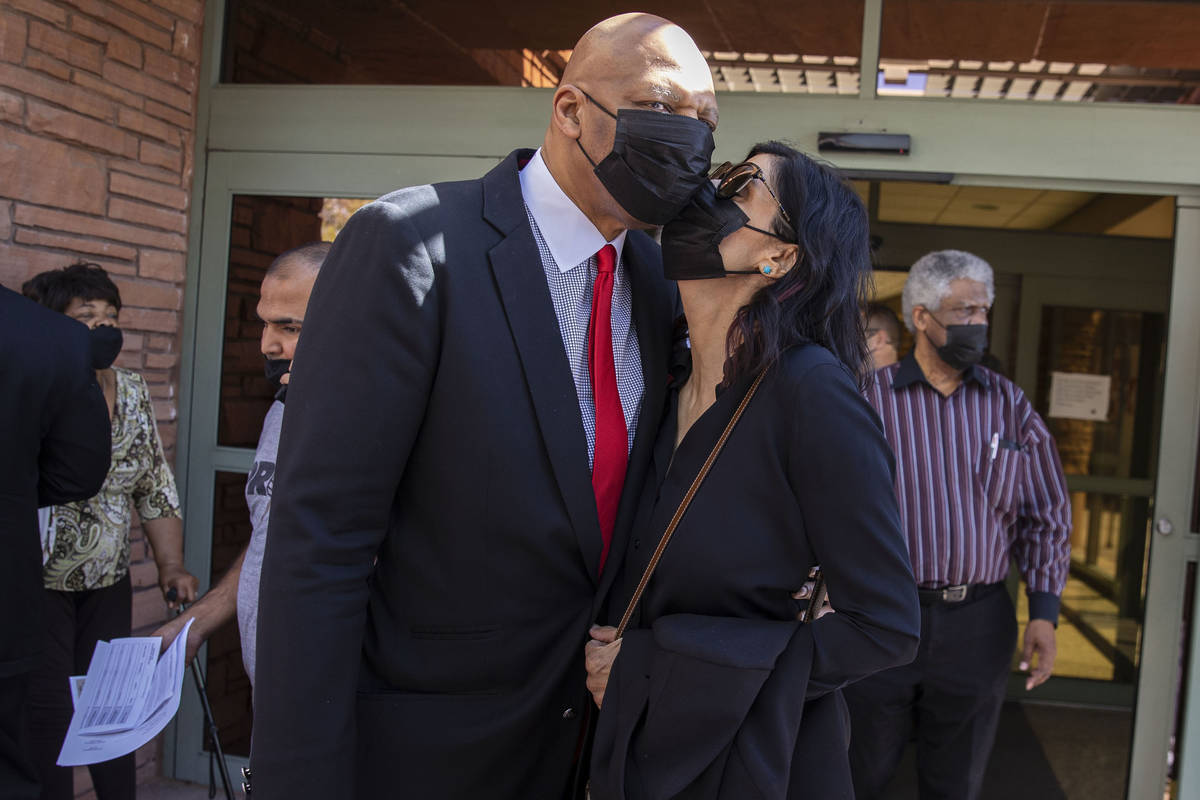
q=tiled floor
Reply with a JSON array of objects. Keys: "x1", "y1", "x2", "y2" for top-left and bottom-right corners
[{"x1": 883, "y1": 702, "x2": 1132, "y2": 799}]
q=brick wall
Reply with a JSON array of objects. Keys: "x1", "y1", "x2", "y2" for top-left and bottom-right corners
[{"x1": 0, "y1": 0, "x2": 204, "y2": 794}]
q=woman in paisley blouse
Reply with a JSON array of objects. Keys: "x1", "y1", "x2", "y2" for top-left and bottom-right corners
[{"x1": 22, "y1": 262, "x2": 198, "y2": 800}]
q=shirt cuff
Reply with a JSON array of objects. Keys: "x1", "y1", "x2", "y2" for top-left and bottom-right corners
[{"x1": 1027, "y1": 591, "x2": 1060, "y2": 626}]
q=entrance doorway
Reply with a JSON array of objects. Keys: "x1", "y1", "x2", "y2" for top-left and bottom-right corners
[
  {"x1": 864, "y1": 180, "x2": 1173, "y2": 798},
  {"x1": 174, "y1": 139, "x2": 1197, "y2": 799}
]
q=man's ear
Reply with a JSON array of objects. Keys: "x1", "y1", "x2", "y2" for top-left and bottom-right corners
[
  {"x1": 912, "y1": 306, "x2": 929, "y2": 334},
  {"x1": 552, "y1": 84, "x2": 586, "y2": 140}
]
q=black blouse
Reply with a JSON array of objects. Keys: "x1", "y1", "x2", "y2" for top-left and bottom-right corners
[{"x1": 620, "y1": 342, "x2": 920, "y2": 697}]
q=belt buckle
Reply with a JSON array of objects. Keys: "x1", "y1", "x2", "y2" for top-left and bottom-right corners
[{"x1": 942, "y1": 584, "x2": 968, "y2": 602}]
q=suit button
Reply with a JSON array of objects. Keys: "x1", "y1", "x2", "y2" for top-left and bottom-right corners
[
  {"x1": 633, "y1": 539, "x2": 641, "y2": 549},
  {"x1": 562, "y1": 707, "x2": 577, "y2": 720}
]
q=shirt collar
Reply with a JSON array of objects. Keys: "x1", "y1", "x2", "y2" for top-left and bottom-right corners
[
  {"x1": 519, "y1": 148, "x2": 627, "y2": 273},
  {"x1": 892, "y1": 352, "x2": 991, "y2": 391}
]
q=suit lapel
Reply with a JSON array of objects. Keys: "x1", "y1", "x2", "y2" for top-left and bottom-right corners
[
  {"x1": 484, "y1": 151, "x2": 604, "y2": 583},
  {"x1": 594, "y1": 234, "x2": 674, "y2": 612}
]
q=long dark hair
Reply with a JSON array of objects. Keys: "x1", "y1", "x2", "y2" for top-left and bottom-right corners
[{"x1": 723, "y1": 141, "x2": 872, "y2": 387}]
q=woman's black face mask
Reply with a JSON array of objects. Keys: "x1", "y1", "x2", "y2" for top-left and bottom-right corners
[
  {"x1": 660, "y1": 183, "x2": 780, "y2": 281},
  {"x1": 89, "y1": 325, "x2": 123, "y2": 370},
  {"x1": 575, "y1": 90, "x2": 715, "y2": 226}
]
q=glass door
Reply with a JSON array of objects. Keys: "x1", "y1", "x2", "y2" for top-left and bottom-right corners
[
  {"x1": 1005, "y1": 273, "x2": 1171, "y2": 798},
  {"x1": 171, "y1": 150, "x2": 500, "y2": 785},
  {"x1": 1014, "y1": 275, "x2": 1172, "y2": 702}
]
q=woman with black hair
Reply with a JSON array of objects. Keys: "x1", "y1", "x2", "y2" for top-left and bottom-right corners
[
  {"x1": 586, "y1": 143, "x2": 921, "y2": 799},
  {"x1": 22, "y1": 262, "x2": 198, "y2": 800}
]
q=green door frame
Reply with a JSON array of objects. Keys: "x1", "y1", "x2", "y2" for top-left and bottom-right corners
[
  {"x1": 1010, "y1": 274, "x2": 1170, "y2": 710},
  {"x1": 170, "y1": 2, "x2": 1200, "y2": 797},
  {"x1": 1169, "y1": 195, "x2": 1200, "y2": 799},
  {"x1": 171, "y1": 149, "x2": 500, "y2": 782}
]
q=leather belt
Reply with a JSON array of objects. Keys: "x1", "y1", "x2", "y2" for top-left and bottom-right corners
[{"x1": 917, "y1": 581, "x2": 1004, "y2": 606}]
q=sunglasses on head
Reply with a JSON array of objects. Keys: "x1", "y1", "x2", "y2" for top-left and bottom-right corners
[{"x1": 710, "y1": 161, "x2": 795, "y2": 242}]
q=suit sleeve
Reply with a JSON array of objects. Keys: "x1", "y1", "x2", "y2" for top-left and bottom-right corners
[
  {"x1": 37, "y1": 327, "x2": 111, "y2": 506},
  {"x1": 251, "y1": 199, "x2": 440, "y2": 799},
  {"x1": 787, "y1": 363, "x2": 920, "y2": 697}
]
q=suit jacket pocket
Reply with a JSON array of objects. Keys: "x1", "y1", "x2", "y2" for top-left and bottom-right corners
[{"x1": 408, "y1": 624, "x2": 499, "y2": 641}]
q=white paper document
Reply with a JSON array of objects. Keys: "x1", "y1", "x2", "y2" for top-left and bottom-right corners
[
  {"x1": 1048, "y1": 371, "x2": 1112, "y2": 422},
  {"x1": 57, "y1": 618, "x2": 194, "y2": 767},
  {"x1": 69, "y1": 675, "x2": 86, "y2": 709}
]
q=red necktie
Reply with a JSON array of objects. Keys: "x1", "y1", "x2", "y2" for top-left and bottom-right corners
[{"x1": 589, "y1": 243, "x2": 628, "y2": 573}]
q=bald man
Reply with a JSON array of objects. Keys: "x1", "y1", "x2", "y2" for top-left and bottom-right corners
[
  {"x1": 153, "y1": 243, "x2": 328, "y2": 679},
  {"x1": 249, "y1": 14, "x2": 718, "y2": 800}
]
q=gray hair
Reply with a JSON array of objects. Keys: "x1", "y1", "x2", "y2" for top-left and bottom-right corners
[{"x1": 901, "y1": 250, "x2": 995, "y2": 333}]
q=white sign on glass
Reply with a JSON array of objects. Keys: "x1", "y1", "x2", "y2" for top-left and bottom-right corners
[{"x1": 1048, "y1": 372, "x2": 1111, "y2": 422}]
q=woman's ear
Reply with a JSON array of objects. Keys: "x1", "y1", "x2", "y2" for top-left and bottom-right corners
[
  {"x1": 763, "y1": 244, "x2": 801, "y2": 279},
  {"x1": 551, "y1": 85, "x2": 586, "y2": 140}
]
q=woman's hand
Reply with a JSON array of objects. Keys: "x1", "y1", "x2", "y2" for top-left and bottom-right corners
[
  {"x1": 159, "y1": 564, "x2": 199, "y2": 609},
  {"x1": 792, "y1": 579, "x2": 835, "y2": 621},
  {"x1": 585, "y1": 625, "x2": 623, "y2": 709}
]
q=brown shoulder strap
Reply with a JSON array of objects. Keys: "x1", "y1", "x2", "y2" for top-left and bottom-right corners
[{"x1": 615, "y1": 368, "x2": 768, "y2": 638}]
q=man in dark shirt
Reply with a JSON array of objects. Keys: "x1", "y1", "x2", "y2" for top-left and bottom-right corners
[
  {"x1": 847, "y1": 250, "x2": 1072, "y2": 800},
  {"x1": 0, "y1": 286, "x2": 111, "y2": 800}
]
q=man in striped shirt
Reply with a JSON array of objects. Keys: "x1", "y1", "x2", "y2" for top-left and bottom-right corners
[{"x1": 846, "y1": 250, "x2": 1071, "y2": 800}]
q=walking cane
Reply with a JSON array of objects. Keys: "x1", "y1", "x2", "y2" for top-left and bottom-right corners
[{"x1": 166, "y1": 588, "x2": 237, "y2": 800}]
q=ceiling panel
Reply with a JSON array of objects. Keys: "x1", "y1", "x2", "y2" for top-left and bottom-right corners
[
  {"x1": 1105, "y1": 196, "x2": 1176, "y2": 238},
  {"x1": 936, "y1": 186, "x2": 1043, "y2": 227},
  {"x1": 1006, "y1": 190, "x2": 1096, "y2": 229}
]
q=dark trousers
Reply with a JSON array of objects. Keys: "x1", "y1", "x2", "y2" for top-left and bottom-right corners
[
  {"x1": 845, "y1": 584, "x2": 1017, "y2": 800},
  {"x1": 1, "y1": 671, "x2": 40, "y2": 799},
  {"x1": 29, "y1": 575, "x2": 136, "y2": 800}
]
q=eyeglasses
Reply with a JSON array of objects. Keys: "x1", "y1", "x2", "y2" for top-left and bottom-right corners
[{"x1": 710, "y1": 161, "x2": 795, "y2": 241}]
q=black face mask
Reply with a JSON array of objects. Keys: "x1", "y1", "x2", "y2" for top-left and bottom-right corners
[
  {"x1": 264, "y1": 357, "x2": 290, "y2": 388},
  {"x1": 660, "y1": 182, "x2": 777, "y2": 281},
  {"x1": 576, "y1": 91, "x2": 715, "y2": 225},
  {"x1": 90, "y1": 325, "x2": 123, "y2": 370},
  {"x1": 928, "y1": 316, "x2": 988, "y2": 371}
]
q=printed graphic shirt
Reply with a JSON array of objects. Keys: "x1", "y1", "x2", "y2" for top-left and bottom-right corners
[{"x1": 237, "y1": 399, "x2": 283, "y2": 685}]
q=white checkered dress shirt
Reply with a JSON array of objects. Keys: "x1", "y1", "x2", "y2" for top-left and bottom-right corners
[{"x1": 526, "y1": 207, "x2": 643, "y2": 469}]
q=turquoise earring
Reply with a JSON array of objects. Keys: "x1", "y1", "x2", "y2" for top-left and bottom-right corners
[{"x1": 762, "y1": 265, "x2": 773, "y2": 275}]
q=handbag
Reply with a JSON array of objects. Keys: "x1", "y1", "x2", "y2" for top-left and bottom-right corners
[{"x1": 615, "y1": 368, "x2": 768, "y2": 639}]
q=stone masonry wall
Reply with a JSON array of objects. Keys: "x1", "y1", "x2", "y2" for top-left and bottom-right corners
[{"x1": 0, "y1": 0, "x2": 204, "y2": 794}]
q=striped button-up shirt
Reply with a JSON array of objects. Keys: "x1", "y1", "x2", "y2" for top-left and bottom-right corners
[{"x1": 865, "y1": 354, "x2": 1071, "y2": 622}]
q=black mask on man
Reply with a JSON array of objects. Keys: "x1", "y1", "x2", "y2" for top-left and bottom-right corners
[
  {"x1": 660, "y1": 182, "x2": 766, "y2": 280},
  {"x1": 576, "y1": 91, "x2": 715, "y2": 225},
  {"x1": 928, "y1": 316, "x2": 988, "y2": 371},
  {"x1": 263, "y1": 357, "x2": 290, "y2": 402},
  {"x1": 90, "y1": 325, "x2": 123, "y2": 370}
]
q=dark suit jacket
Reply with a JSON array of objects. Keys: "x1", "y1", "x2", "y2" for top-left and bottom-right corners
[
  {"x1": 0, "y1": 286, "x2": 110, "y2": 676},
  {"x1": 591, "y1": 344, "x2": 921, "y2": 799},
  {"x1": 251, "y1": 150, "x2": 677, "y2": 799}
]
